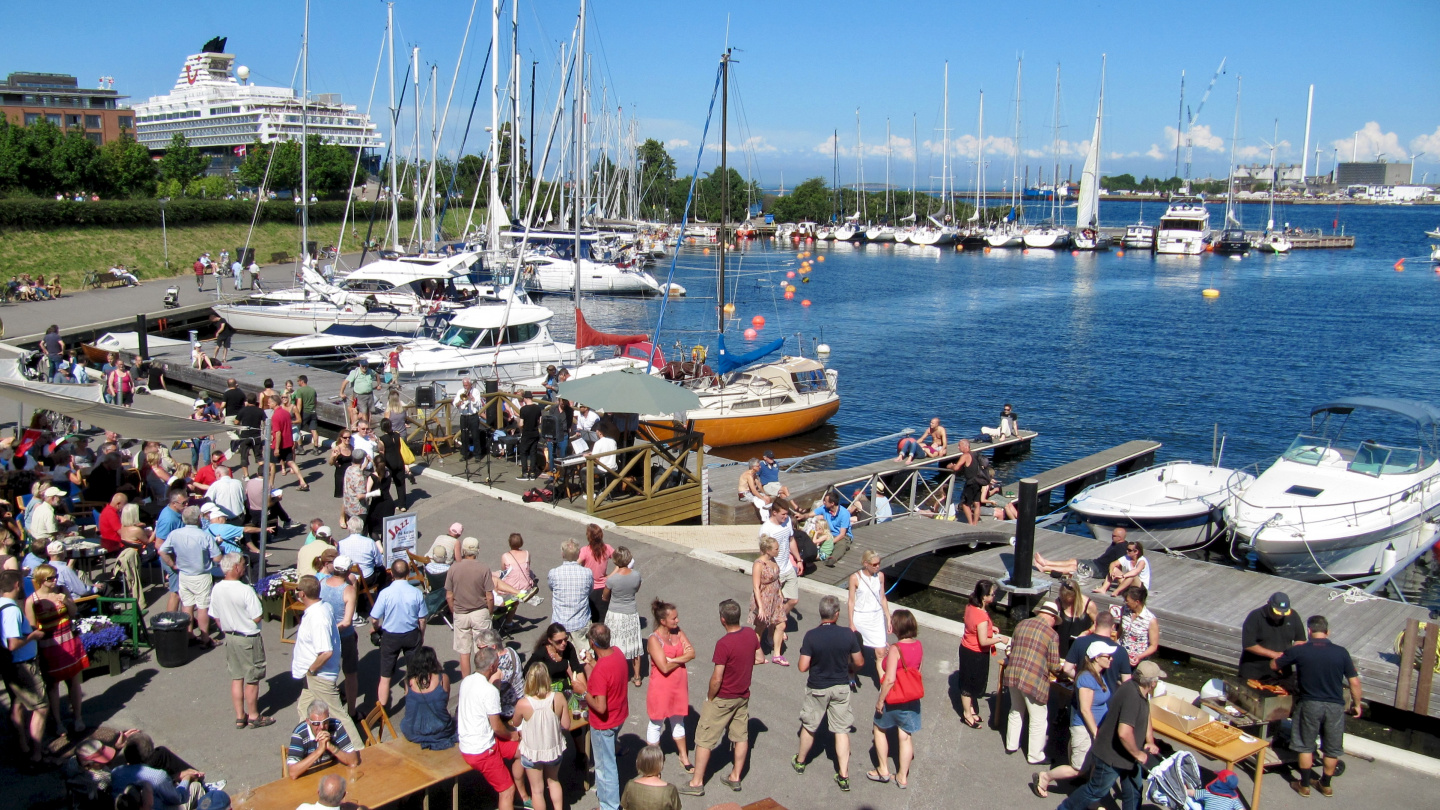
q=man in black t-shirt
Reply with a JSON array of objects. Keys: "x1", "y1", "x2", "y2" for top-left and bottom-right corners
[
  {"x1": 1274, "y1": 615, "x2": 1362, "y2": 798},
  {"x1": 222, "y1": 378, "x2": 247, "y2": 418},
  {"x1": 1034, "y1": 526, "x2": 1129, "y2": 580},
  {"x1": 516, "y1": 392, "x2": 544, "y2": 480},
  {"x1": 1064, "y1": 611, "x2": 1132, "y2": 692},
  {"x1": 233, "y1": 393, "x2": 266, "y2": 478},
  {"x1": 1239, "y1": 592, "x2": 1307, "y2": 683},
  {"x1": 793, "y1": 595, "x2": 863, "y2": 786},
  {"x1": 1059, "y1": 660, "x2": 1164, "y2": 810}
]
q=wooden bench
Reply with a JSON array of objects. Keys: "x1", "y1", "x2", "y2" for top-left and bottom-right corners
[
  {"x1": 82, "y1": 271, "x2": 132, "y2": 290},
  {"x1": 269, "y1": 251, "x2": 291, "y2": 264}
]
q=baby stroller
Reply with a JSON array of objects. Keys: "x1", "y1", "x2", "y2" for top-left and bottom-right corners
[{"x1": 1146, "y1": 750, "x2": 1202, "y2": 809}]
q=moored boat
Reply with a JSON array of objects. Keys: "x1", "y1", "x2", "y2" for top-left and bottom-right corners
[{"x1": 1069, "y1": 461, "x2": 1255, "y2": 552}]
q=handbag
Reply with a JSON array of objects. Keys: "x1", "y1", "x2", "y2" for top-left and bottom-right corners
[
  {"x1": 399, "y1": 439, "x2": 415, "y2": 465},
  {"x1": 885, "y1": 643, "x2": 925, "y2": 705}
]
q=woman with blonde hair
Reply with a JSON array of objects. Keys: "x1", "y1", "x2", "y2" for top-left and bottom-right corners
[
  {"x1": 26, "y1": 564, "x2": 87, "y2": 732},
  {"x1": 848, "y1": 549, "x2": 892, "y2": 685},
  {"x1": 1054, "y1": 578, "x2": 1098, "y2": 657},
  {"x1": 512, "y1": 661, "x2": 570, "y2": 810},
  {"x1": 749, "y1": 536, "x2": 786, "y2": 665}
]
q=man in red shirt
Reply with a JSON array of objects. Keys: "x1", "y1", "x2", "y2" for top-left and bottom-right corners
[
  {"x1": 193, "y1": 258, "x2": 205, "y2": 291},
  {"x1": 97, "y1": 492, "x2": 127, "y2": 553},
  {"x1": 584, "y1": 624, "x2": 629, "y2": 810},
  {"x1": 192, "y1": 449, "x2": 227, "y2": 494},
  {"x1": 270, "y1": 404, "x2": 308, "y2": 491},
  {"x1": 682, "y1": 599, "x2": 761, "y2": 796}
]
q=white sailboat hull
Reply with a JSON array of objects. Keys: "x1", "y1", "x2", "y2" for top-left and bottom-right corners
[
  {"x1": 985, "y1": 231, "x2": 1024, "y2": 248},
  {"x1": 1023, "y1": 228, "x2": 1071, "y2": 249},
  {"x1": 213, "y1": 303, "x2": 431, "y2": 337}
]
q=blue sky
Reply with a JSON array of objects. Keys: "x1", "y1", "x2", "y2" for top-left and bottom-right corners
[{"x1": 8, "y1": 0, "x2": 1439, "y2": 187}]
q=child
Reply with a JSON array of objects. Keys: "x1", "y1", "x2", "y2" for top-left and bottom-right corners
[{"x1": 1190, "y1": 769, "x2": 1244, "y2": 810}]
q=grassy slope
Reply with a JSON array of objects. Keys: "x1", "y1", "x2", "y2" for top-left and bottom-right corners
[{"x1": 0, "y1": 221, "x2": 361, "y2": 289}]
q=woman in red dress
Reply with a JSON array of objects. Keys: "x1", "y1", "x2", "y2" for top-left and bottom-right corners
[{"x1": 27, "y1": 564, "x2": 87, "y2": 732}]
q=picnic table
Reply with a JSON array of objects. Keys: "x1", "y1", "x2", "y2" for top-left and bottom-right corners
[
  {"x1": 1152, "y1": 716, "x2": 1271, "y2": 809},
  {"x1": 232, "y1": 739, "x2": 468, "y2": 810}
]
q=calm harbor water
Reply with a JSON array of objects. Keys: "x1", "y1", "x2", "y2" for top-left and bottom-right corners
[{"x1": 542, "y1": 200, "x2": 1440, "y2": 609}]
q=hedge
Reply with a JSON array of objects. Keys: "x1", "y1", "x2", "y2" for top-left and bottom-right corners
[{"x1": 0, "y1": 199, "x2": 423, "y2": 230}]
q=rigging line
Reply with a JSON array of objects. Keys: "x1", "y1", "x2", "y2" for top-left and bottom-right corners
[
  {"x1": 435, "y1": 37, "x2": 494, "y2": 240},
  {"x1": 646, "y1": 61, "x2": 724, "y2": 370},
  {"x1": 358, "y1": 59, "x2": 413, "y2": 267},
  {"x1": 423, "y1": 0, "x2": 483, "y2": 243},
  {"x1": 332, "y1": 25, "x2": 389, "y2": 264}
]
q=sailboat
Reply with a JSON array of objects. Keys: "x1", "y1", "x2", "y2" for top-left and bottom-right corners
[
  {"x1": 867, "y1": 119, "x2": 897, "y2": 242},
  {"x1": 987, "y1": 58, "x2": 1026, "y2": 248},
  {"x1": 1023, "y1": 64, "x2": 1071, "y2": 249},
  {"x1": 1073, "y1": 56, "x2": 1111, "y2": 251},
  {"x1": 913, "y1": 63, "x2": 958, "y2": 247},
  {"x1": 1254, "y1": 119, "x2": 1293, "y2": 254},
  {"x1": 1213, "y1": 76, "x2": 1250, "y2": 257}
]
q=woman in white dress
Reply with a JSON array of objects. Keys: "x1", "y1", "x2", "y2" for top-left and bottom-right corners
[{"x1": 848, "y1": 549, "x2": 892, "y2": 687}]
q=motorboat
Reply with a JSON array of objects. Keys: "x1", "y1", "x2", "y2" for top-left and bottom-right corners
[
  {"x1": 270, "y1": 323, "x2": 433, "y2": 367},
  {"x1": 82, "y1": 332, "x2": 190, "y2": 364},
  {"x1": 1226, "y1": 397, "x2": 1440, "y2": 581},
  {"x1": 1068, "y1": 461, "x2": 1255, "y2": 552},
  {"x1": 517, "y1": 254, "x2": 678, "y2": 297},
  {"x1": 360, "y1": 301, "x2": 589, "y2": 383},
  {"x1": 1122, "y1": 224, "x2": 1155, "y2": 250},
  {"x1": 1212, "y1": 228, "x2": 1251, "y2": 256},
  {"x1": 1155, "y1": 195, "x2": 1212, "y2": 255},
  {"x1": 1426, "y1": 227, "x2": 1440, "y2": 239},
  {"x1": 1023, "y1": 225, "x2": 1072, "y2": 249}
]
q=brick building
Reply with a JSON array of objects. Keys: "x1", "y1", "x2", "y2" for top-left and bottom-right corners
[{"x1": 0, "y1": 71, "x2": 133, "y2": 145}]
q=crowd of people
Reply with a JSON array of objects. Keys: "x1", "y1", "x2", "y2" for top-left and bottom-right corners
[{"x1": 7, "y1": 274, "x2": 64, "y2": 301}]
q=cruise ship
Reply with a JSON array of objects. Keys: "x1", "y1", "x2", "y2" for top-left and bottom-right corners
[
  {"x1": 1155, "y1": 194, "x2": 1212, "y2": 255},
  {"x1": 132, "y1": 37, "x2": 382, "y2": 152}
]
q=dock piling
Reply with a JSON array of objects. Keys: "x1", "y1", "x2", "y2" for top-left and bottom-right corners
[
  {"x1": 135, "y1": 313, "x2": 148, "y2": 360},
  {"x1": 1002, "y1": 478, "x2": 1048, "y2": 618}
]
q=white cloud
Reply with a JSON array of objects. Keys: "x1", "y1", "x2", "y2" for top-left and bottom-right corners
[
  {"x1": 1409, "y1": 126, "x2": 1440, "y2": 161},
  {"x1": 1235, "y1": 140, "x2": 1291, "y2": 161},
  {"x1": 735, "y1": 135, "x2": 777, "y2": 154},
  {"x1": 1145, "y1": 144, "x2": 1168, "y2": 160},
  {"x1": 1162, "y1": 124, "x2": 1225, "y2": 153},
  {"x1": 1331, "y1": 122, "x2": 1403, "y2": 161},
  {"x1": 666, "y1": 138, "x2": 690, "y2": 149},
  {"x1": 1109, "y1": 151, "x2": 1140, "y2": 160}
]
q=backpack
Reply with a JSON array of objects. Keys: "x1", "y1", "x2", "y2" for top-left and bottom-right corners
[
  {"x1": 522, "y1": 487, "x2": 555, "y2": 504},
  {"x1": 792, "y1": 526, "x2": 818, "y2": 566}
]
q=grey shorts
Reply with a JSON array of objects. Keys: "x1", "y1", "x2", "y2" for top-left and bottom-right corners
[
  {"x1": 1291, "y1": 700, "x2": 1345, "y2": 757},
  {"x1": 225, "y1": 633, "x2": 267, "y2": 683},
  {"x1": 798, "y1": 684, "x2": 853, "y2": 733},
  {"x1": 7, "y1": 657, "x2": 46, "y2": 711}
]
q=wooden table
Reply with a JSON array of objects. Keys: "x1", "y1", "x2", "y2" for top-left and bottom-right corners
[
  {"x1": 233, "y1": 740, "x2": 468, "y2": 810},
  {"x1": 1152, "y1": 717, "x2": 1271, "y2": 809}
]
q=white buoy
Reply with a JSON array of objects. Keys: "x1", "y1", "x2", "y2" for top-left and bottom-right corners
[{"x1": 816, "y1": 343, "x2": 831, "y2": 358}]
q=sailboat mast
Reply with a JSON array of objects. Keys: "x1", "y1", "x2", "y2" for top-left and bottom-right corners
[
  {"x1": 854, "y1": 109, "x2": 862, "y2": 222},
  {"x1": 1050, "y1": 64, "x2": 1061, "y2": 224},
  {"x1": 884, "y1": 118, "x2": 891, "y2": 221},
  {"x1": 910, "y1": 114, "x2": 917, "y2": 220},
  {"x1": 1174, "y1": 71, "x2": 1185, "y2": 180},
  {"x1": 1267, "y1": 118, "x2": 1279, "y2": 232},
  {"x1": 385, "y1": 2, "x2": 399, "y2": 251},
  {"x1": 975, "y1": 90, "x2": 984, "y2": 223},
  {"x1": 573, "y1": 0, "x2": 586, "y2": 309},
  {"x1": 718, "y1": 48, "x2": 730, "y2": 325},
  {"x1": 941, "y1": 63, "x2": 949, "y2": 223},
  {"x1": 301, "y1": 0, "x2": 310, "y2": 262},
  {"x1": 412, "y1": 46, "x2": 422, "y2": 244},
  {"x1": 1226, "y1": 75, "x2": 1241, "y2": 228},
  {"x1": 488, "y1": 0, "x2": 501, "y2": 253},
  {"x1": 831, "y1": 128, "x2": 838, "y2": 223},
  {"x1": 1012, "y1": 57, "x2": 1023, "y2": 223},
  {"x1": 428, "y1": 64, "x2": 438, "y2": 240},
  {"x1": 511, "y1": 0, "x2": 520, "y2": 215}
]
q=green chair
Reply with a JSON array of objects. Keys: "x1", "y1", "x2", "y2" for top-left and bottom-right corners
[{"x1": 80, "y1": 595, "x2": 151, "y2": 654}]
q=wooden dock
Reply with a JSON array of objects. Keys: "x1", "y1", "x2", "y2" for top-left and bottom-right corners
[
  {"x1": 1095, "y1": 227, "x2": 1355, "y2": 251},
  {"x1": 154, "y1": 344, "x2": 368, "y2": 428},
  {"x1": 812, "y1": 516, "x2": 1440, "y2": 718},
  {"x1": 1003, "y1": 439, "x2": 1160, "y2": 507},
  {"x1": 705, "y1": 431, "x2": 1036, "y2": 526}
]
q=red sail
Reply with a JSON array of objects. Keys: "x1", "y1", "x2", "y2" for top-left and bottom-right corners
[{"x1": 574, "y1": 308, "x2": 647, "y2": 349}]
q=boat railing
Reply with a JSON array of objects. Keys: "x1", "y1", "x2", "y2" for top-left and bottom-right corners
[
  {"x1": 1230, "y1": 465, "x2": 1440, "y2": 534},
  {"x1": 1069, "y1": 459, "x2": 1195, "y2": 501}
]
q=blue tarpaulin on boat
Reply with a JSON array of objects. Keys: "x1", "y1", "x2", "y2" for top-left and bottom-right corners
[
  {"x1": 711, "y1": 333, "x2": 784, "y2": 375},
  {"x1": 319, "y1": 324, "x2": 409, "y2": 338}
]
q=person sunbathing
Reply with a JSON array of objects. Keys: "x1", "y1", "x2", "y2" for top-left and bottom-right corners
[{"x1": 896, "y1": 417, "x2": 948, "y2": 463}]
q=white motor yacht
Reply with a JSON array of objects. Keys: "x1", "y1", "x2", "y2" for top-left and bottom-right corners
[
  {"x1": 1122, "y1": 224, "x2": 1155, "y2": 250},
  {"x1": 1069, "y1": 461, "x2": 1256, "y2": 552},
  {"x1": 1226, "y1": 398, "x2": 1440, "y2": 581},
  {"x1": 1155, "y1": 195, "x2": 1212, "y2": 255},
  {"x1": 362, "y1": 302, "x2": 590, "y2": 383},
  {"x1": 270, "y1": 324, "x2": 428, "y2": 366},
  {"x1": 518, "y1": 254, "x2": 678, "y2": 297}
]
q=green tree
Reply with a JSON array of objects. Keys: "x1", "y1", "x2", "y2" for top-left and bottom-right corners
[
  {"x1": 158, "y1": 132, "x2": 207, "y2": 187},
  {"x1": 98, "y1": 136, "x2": 157, "y2": 197},
  {"x1": 769, "y1": 177, "x2": 832, "y2": 223},
  {"x1": 49, "y1": 130, "x2": 103, "y2": 194},
  {"x1": 17, "y1": 119, "x2": 64, "y2": 194},
  {"x1": 0, "y1": 116, "x2": 21, "y2": 192},
  {"x1": 1103, "y1": 173, "x2": 1139, "y2": 191},
  {"x1": 637, "y1": 138, "x2": 676, "y2": 219}
]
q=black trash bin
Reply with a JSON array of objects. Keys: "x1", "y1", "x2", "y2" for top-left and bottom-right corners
[{"x1": 149, "y1": 612, "x2": 192, "y2": 668}]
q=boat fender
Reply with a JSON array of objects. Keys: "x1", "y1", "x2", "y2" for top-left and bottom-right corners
[{"x1": 690, "y1": 345, "x2": 707, "y2": 364}]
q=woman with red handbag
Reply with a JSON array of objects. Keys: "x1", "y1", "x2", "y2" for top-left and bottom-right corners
[{"x1": 867, "y1": 609, "x2": 923, "y2": 788}]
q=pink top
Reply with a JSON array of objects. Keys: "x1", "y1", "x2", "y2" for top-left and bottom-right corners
[
  {"x1": 578, "y1": 543, "x2": 614, "y2": 589},
  {"x1": 646, "y1": 631, "x2": 690, "y2": 720}
]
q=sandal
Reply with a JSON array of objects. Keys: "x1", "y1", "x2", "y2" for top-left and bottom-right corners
[
  {"x1": 865, "y1": 770, "x2": 892, "y2": 784},
  {"x1": 235, "y1": 718, "x2": 249, "y2": 730},
  {"x1": 681, "y1": 761, "x2": 694, "y2": 773},
  {"x1": 964, "y1": 715, "x2": 983, "y2": 729},
  {"x1": 772, "y1": 655, "x2": 790, "y2": 667},
  {"x1": 1031, "y1": 772, "x2": 1049, "y2": 799},
  {"x1": 248, "y1": 715, "x2": 276, "y2": 728}
]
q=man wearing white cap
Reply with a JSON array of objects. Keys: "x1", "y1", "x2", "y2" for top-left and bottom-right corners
[
  {"x1": 296, "y1": 527, "x2": 334, "y2": 579},
  {"x1": 45, "y1": 540, "x2": 94, "y2": 596},
  {"x1": 1033, "y1": 639, "x2": 1119, "y2": 798},
  {"x1": 26, "y1": 486, "x2": 69, "y2": 543},
  {"x1": 202, "y1": 505, "x2": 261, "y2": 564}
]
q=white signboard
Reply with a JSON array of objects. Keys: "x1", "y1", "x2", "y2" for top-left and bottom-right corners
[{"x1": 383, "y1": 513, "x2": 419, "y2": 566}]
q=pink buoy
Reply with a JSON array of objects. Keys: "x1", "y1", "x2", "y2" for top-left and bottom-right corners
[
  {"x1": 784, "y1": 291, "x2": 794, "y2": 300},
  {"x1": 786, "y1": 271, "x2": 796, "y2": 279},
  {"x1": 743, "y1": 328, "x2": 757, "y2": 340}
]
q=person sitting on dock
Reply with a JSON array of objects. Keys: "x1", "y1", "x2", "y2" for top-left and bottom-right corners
[
  {"x1": 1033, "y1": 526, "x2": 1130, "y2": 580},
  {"x1": 896, "y1": 418, "x2": 947, "y2": 463},
  {"x1": 738, "y1": 459, "x2": 773, "y2": 520},
  {"x1": 757, "y1": 450, "x2": 791, "y2": 500},
  {"x1": 810, "y1": 491, "x2": 852, "y2": 564},
  {"x1": 1094, "y1": 541, "x2": 1151, "y2": 597},
  {"x1": 981, "y1": 403, "x2": 1020, "y2": 441}
]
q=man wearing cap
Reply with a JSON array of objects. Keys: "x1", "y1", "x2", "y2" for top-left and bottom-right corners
[
  {"x1": 757, "y1": 450, "x2": 791, "y2": 499},
  {"x1": 159, "y1": 507, "x2": 221, "y2": 649},
  {"x1": 1001, "y1": 601, "x2": 1072, "y2": 765},
  {"x1": 297, "y1": 529, "x2": 334, "y2": 579},
  {"x1": 428, "y1": 523, "x2": 464, "y2": 562},
  {"x1": 1274, "y1": 614, "x2": 1362, "y2": 797},
  {"x1": 370, "y1": 559, "x2": 428, "y2": 709},
  {"x1": 1239, "y1": 592, "x2": 1307, "y2": 686},
  {"x1": 26, "y1": 485, "x2": 70, "y2": 544},
  {"x1": 210, "y1": 553, "x2": 275, "y2": 730},
  {"x1": 66, "y1": 738, "x2": 120, "y2": 801},
  {"x1": 447, "y1": 537, "x2": 495, "y2": 679},
  {"x1": 1060, "y1": 659, "x2": 1164, "y2": 810},
  {"x1": 202, "y1": 506, "x2": 262, "y2": 569},
  {"x1": 46, "y1": 540, "x2": 94, "y2": 596},
  {"x1": 206, "y1": 466, "x2": 246, "y2": 521},
  {"x1": 341, "y1": 359, "x2": 378, "y2": 429},
  {"x1": 2, "y1": 569, "x2": 48, "y2": 767}
]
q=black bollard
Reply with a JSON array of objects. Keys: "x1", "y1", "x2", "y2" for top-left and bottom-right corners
[
  {"x1": 135, "y1": 313, "x2": 148, "y2": 361},
  {"x1": 1012, "y1": 478, "x2": 1039, "y2": 590}
]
